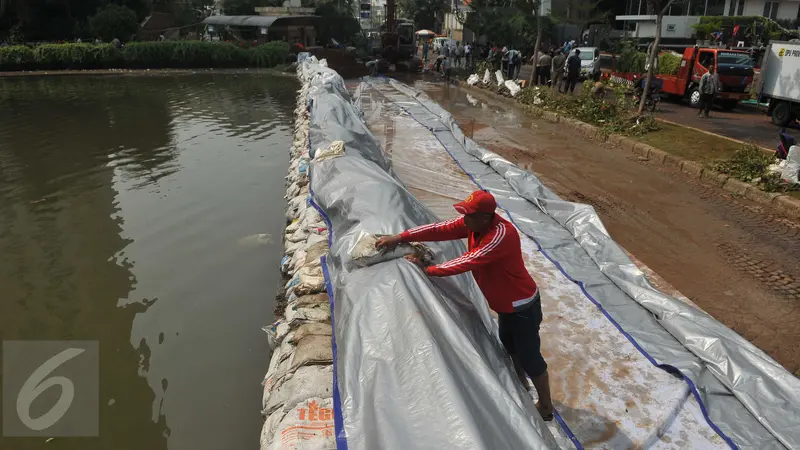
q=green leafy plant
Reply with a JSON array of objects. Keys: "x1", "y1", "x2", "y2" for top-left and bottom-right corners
[
  {"x1": 657, "y1": 52, "x2": 681, "y2": 76},
  {"x1": 249, "y1": 41, "x2": 290, "y2": 68},
  {"x1": 712, "y1": 144, "x2": 772, "y2": 183},
  {"x1": 0, "y1": 45, "x2": 35, "y2": 70}
]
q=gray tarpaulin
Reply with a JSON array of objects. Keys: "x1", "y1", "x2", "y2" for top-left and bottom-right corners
[
  {"x1": 304, "y1": 63, "x2": 560, "y2": 449},
  {"x1": 364, "y1": 77, "x2": 800, "y2": 450},
  {"x1": 300, "y1": 52, "x2": 800, "y2": 449}
]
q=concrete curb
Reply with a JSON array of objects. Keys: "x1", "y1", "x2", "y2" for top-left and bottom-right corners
[{"x1": 461, "y1": 83, "x2": 800, "y2": 221}]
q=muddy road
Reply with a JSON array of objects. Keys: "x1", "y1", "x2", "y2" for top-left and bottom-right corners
[{"x1": 417, "y1": 80, "x2": 800, "y2": 373}]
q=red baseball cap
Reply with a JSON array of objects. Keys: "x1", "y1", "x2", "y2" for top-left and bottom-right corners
[{"x1": 454, "y1": 190, "x2": 497, "y2": 214}]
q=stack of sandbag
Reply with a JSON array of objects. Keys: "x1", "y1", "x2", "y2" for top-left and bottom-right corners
[{"x1": 259, "y1": 57, "x2": 340, "y2": 450}]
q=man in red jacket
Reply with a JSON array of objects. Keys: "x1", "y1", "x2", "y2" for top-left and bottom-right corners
[{"x1": 376, "y1": 190, "x2": 554, "y2": 421}]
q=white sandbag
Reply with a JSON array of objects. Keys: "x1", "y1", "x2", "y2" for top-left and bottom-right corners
[
  {"x1": 467, "y1": 74, "x2": 480, "y2": 86},
  {"x1": 287, "y1": 334, "x2": 333, "y2": 372},
  {"x1": 286, "y1": 219, "x2": 301, "y2": 234},
  {"x1": 290, "y1": 323, "x2": 332, "y2": 343},
  {"x1": 347, "y1": 231, "x2": 434, "y2": 269},
  {"x1": 295, "y1": 293, "x2": 329, "y2": 308},
  {"x1": 483, "y1": 68, "x2": 491, "y2": 84},
  {"x1": 290, "y1": 249, "x2": 308, "y2": 274},
  {"x1": 504, "y1": 80, "x2": 521, "y2": 97},
  {"x1": 304, "y1": 241, "x2": 328, "y2": 268},
  {"x1": 304, "y1": 206, "x2": 323, "y2": 225},
  {"x1": 287, "y1": 227, "x2": 310, "y2": 243},
  {"x1": 263, "y1": 398, "x2": 335, "y2": 450},
  {"x1": 285, "y1": 240, "x2": 304, "y2": 256},
  {"x1": 314, "y1": 141, "x2": 345, "y2": 161},
  {"x1": 285, "y1": 182, "x2": 301, "y2": 199},
  {"x1": 769, "y1": 160, "x2": 800, "y2": 184},
  {"x1": 286, "y1": 303, "x2": 330, "y2": 327},
  {"x1": 306, "y1": 233, "x2": 327, "y2": 247},
  {"x1": 285, "y1": 265, "x2": 325, "y2": 296},
  {"x1": 265, "y1": 320, "x2": 291, "y2": 350},
  {"x1": 495, "y1": 70, "x2": 504, "y2": 86},
  {"x1": 263, "y1": 365, "x2": 333, "y2": 416}
]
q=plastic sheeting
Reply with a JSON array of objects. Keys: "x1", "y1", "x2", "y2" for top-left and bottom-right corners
[
  {"x1": 303, "y1": 62, "x2": 560, "y2": 449},
  {"x1": 357, "y1": 77, "x2": 800, "y2": 450}
]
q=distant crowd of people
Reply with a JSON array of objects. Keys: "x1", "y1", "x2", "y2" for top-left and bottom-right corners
[{"x1": 422, "y1": 38, "x2": 603, "y2": 94}]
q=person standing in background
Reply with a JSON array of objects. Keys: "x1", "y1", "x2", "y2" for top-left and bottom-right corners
[
  {"x1": 551, "y1": 49, "x2": 567, "y2": 93},
  {"x1": 422, "y1": 39, "x2": 429, "y2": 62},
  {"x1": 565, "y1": 49, "x2": 581, "y2": 94},
  {"x1": 697, "y1": 64, "x2": 720, "y2": 118},
  {"x1": 465, "y1": 42, "x2": 472, "y2": 68},
  {"x1": 537, "y1": 50, "x2": 552, "y2": 86},
  {"x1": 506, "y1": 47, "x2": 521, "y2": 80}
]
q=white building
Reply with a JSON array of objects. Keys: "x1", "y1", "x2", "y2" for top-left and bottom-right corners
[
  {"x1": 357, "y1": 0, "x2": 387, "y2": 33},
  {"x1": 443, "y1": 0, "x2": 475, "y2": 43},
  {"x1": 618, "y1": 0, "x2": 800, "y2": 41}
]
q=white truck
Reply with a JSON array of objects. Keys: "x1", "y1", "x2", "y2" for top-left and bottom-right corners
[{"x1": 758, "y1": 41, "x2": 800, "y2": 126}]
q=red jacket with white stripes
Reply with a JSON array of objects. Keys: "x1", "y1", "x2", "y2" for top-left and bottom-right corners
[{"x1": 399, "y1": 214, "x2": 538, "y2": 313}]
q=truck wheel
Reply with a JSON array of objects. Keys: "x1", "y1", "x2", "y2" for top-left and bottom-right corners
[
  {"x1": 689, "y1": 88, "x2": 701, "y2": 108},
  {"x1": 771, "y1": 101, "x2": 793, "y2": 127},
  {"x1": 719, "y1": 100, "x2": 738, "y2": 111}
]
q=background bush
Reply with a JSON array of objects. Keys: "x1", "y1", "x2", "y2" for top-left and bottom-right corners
[
  {"x1": 0, "y1": 41, "x2": 291, "y2": 71},
  {"x1": 90, "y1": 5, "x2": 140, "y2": 42}
]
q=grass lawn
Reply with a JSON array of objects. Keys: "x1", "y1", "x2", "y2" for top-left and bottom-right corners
[{"x1": 637, "y1": 121, "x2": 746, "y2": 166}]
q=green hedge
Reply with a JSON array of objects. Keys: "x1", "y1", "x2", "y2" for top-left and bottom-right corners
[{"x1": 0, "y1": 41, "x2": 291, "y2": 71}]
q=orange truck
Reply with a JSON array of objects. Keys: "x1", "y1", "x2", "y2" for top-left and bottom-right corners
[{"x1": 612, "y1": 46, "x2": 755, "y2": 110}]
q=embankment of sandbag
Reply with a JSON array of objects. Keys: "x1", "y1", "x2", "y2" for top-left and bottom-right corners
[
  {"x1": 301, "y1": 61, "x2": 559, "y2": 448},
  {"x1": 258, "y1": 58, "x2": 337, "y2": 450}
]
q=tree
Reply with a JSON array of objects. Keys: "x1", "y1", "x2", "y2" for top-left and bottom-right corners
[
  {"x1": 524, "y1": 0, "x2": 542, "y2": 86},
  {"x1": 464, "y1": 0, "x2": 546, "y2": 50},
  {"x1": 397, "y1": 0, "x2": 448, "y2": 32},
  {"x1": 90, "y1": 4, "x2": 139, "y2": 41},
  {"x1": 638, "y1": 0, "x2": 685, "y2": 115}
]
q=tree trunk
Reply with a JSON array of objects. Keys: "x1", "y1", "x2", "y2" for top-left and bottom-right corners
[
  {"x1": 637, "y1": 12, "x2": 662, "y2": 115},
  {"x1": 528, "y1": 7, "x2": 541, "y2": 86}
]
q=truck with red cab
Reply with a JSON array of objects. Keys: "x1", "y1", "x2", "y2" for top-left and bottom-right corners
[{"x1": 612, "y1": 46, "x2": 755, "y2": 110}]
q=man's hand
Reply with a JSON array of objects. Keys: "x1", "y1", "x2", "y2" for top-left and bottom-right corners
[
  {"x1": 375, "y1": 234, "x2": 402, "y2": 251},
  {"x1": 404, "y1": 254, "x2": 426, "y2": 269}
]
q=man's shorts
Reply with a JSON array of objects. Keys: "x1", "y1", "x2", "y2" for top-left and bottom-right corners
[{"x1": 498, "y1": 294, "x2": 547, "y2": 378}]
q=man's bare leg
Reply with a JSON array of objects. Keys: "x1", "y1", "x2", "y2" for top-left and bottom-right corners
[{"x1": 531, "y1": 371, "x2": 554, "y2": 420}]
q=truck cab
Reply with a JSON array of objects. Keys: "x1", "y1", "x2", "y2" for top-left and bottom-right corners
[{"x1": 671, "y1": 47, "x2": 755, "y2": 110}]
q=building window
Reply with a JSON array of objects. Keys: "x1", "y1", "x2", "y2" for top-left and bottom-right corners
[
  {"x1": 764, "y1": 1, "x2": 778, "y2": 20},
  {"x1": 728, "y1": 0, "x2": 744, "y2": 16},
  {"x1": 706, "y1": 0, "x2": 726, "y2": 16}
]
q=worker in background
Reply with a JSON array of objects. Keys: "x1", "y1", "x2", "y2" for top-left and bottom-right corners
[
  {"x1": 376, "y1": 190, "x2": 555, "y2": 422},
  {"x1": 536, "y1": 49, "x2": 552, "y2": 86},
  {"x1": 506, "y1": 46, "x2": 521, "y2": 80},
  {"x1": 697, "y1": 64, "x2": 720, "y2": 118},
  {"x1": 565, "y1": 49, "x2": 581, "y2": 94},
  {"x1": 442, "y1": 55, "x2": 453, "y2": 83},
  {"x1": 422, "y1": 39, "x2": 429, "y2": 62},
  {"x1": 551, "y1": 49, "x2": 566, "y2": 93}
]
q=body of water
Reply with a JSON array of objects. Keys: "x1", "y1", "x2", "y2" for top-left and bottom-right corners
[{"x1": 0, "y1": 73, "x2": 294, "y2": 450}]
